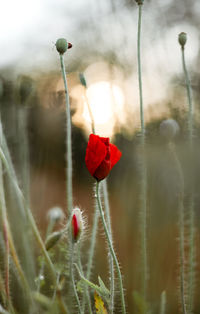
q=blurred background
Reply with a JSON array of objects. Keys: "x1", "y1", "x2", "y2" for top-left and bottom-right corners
[{"x1": 0, "y1": 0, "x2": 200, "y2": 312}]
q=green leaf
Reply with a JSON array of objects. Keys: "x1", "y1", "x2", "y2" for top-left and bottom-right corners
[{"x1": 75, "y1": 264, "x2": 110, "y2": 303}]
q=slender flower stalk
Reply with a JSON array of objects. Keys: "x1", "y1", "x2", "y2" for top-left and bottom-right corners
[
  {"x1": 96, "y1": 182, "x2": 126, "y2": 314},
  {"x1": 136, "y1": 0, "x2": 148, "y2": 299},
  {"x1": 179, "y1": 32, "x2": 195, "y2": 313},
  {"x1": 58, "y1": 48, "x2": 73, "y2": 216},
  {"x1": 169, "y1": 142, "x2": 187, "y2": 314},
  {"x1": 71, "y1": 244, "x2": 82, "y2": 314},
  {"x1": 102, "y1": 180, "x2": 115, "y2": 313},
  {"x1": 56, "y1": 39, "x2": 83, "y2": 312},
  {"x1": 83, "y1": 201, "x2": 99, "y2": 314}
]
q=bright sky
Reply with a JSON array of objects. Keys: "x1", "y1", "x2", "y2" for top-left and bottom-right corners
[{"x1": 0, "y1": 0, "x2": 199, "y2": 136}]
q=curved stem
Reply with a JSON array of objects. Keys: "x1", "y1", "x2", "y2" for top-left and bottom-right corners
[{"x1": 96, "y1": 182, "x2": 126, "y2": 314}]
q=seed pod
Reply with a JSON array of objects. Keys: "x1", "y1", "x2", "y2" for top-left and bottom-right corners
[
  {"x1": 178, "y1": 32, "x2": 187, "y2": 47},
  {"x1": 56, "y1": 38, "x2": 72, "y2": 54},
  {"x1": 45, "y1": 231, "x2": 63, "y2": 250},
  {"x1": 159, "y1": 119, "x2": 180, "y2": 140}
]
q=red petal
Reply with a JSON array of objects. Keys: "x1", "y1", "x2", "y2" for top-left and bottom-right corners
[
  {"x1": 109, "y1": 143, "x2": 122, "y2": 169},
  {"x1": 85, "y1": 134, "x2": 107, "y2": 176},
  {"x1": 72, "y1": 214, "x2": 79, "y2": 240}
]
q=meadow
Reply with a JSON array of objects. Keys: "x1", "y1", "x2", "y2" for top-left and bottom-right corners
[{"x1": 0, "y1": 1, "x2": 200, "y2": 313}]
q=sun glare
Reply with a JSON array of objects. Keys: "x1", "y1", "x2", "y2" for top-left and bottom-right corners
[
  {"x1": 80, "y1": 81, "x2": 125, "y2": 137},
  {"x1": 83, "y1": 81, "x2": 124, "y2": 125}
]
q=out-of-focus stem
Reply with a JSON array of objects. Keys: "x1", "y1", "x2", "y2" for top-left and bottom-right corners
[
  {"x1": 136, "y1": 1, "x2": 148, "y2": 299},
  {"x1": 169, "y1": 143, "x2": 187, "y2": 314},
  {"x1": 181, "y1": 45, "x2": 195, "y2": 314},
  {"x1": 0, "y1": 147, "x2": 57, "y2": 286}
]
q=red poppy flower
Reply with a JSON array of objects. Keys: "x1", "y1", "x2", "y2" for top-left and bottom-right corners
[{"x1": 85, "y1": 134, "x2": 122, "y2": 181}]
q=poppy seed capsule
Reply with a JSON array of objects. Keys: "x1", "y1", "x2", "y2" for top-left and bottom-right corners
[
  {"x1": 159, "y1": 119, "x2": 180, "y2": 140},
  {"x1": 56, "y1": 38, "x2": 69, "y2": 54},
  {"x1": 45, "y1": 231, "x2": 63, "y2": 250},
  {"x1": 178, "y1": 32, "x2": 187, "y2": 47},
  {"x1": 71, "y1": 208, "x2": 83, "y2": 243}
]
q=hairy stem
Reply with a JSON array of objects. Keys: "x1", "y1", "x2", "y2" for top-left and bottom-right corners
[
  {"x1": 59, "y1": 54, "x2": 73, "y2": 216},
  {"x1": 102, "y1": 180, "x2": 115, "y2": 313},
  {"x1": 96, "y1": 182, "x2": 126, "y2": 314}
]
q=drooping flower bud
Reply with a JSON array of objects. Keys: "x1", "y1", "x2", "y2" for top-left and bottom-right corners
[
  {"x1": 45, "y1": 231, "x2": 63, "y2": 250},
  {"x1": 56, "y1": 38, "x2": 72, "y2": 55},
  {"x1": 178, "y1": 32, "x2": 187, "y2": 48},
  {"x1": 159, "y1": 119, "x2": 180, "y2": 141},
  {"x1": 71, "y1": 208, "x2": 83, "y2": 243},
  {"x1": 47, "y1": 206, "x2": 65, "y2": 223}
]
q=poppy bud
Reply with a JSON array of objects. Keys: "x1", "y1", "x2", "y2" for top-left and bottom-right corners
[
  {"x1": 159, "y1": 119, "x2": 180, "y2": 140},
  {"x1": 45, "y1": 231, "x2": 63, "y2": 250},
  {"x1": 178, "y1": 32, "x2": 187, "y2": 48},
  {"x1": 56, "y1": 38, "x2": 72, "y2": 54},
  {"x1": 47, "y1": 206, "x2": 65, "y2": 223},
  {"x1": 71, "y1": 208, "x2": 83, "y2": 243}
]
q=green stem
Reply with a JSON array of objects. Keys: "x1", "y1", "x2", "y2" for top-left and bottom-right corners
[
  {"x1": 160, "y1": 291, "x2": 166, "y2": 314},
  {"x1": 82, "y1": 203, "x2": 99, "y2": 314},
  {"x1": 102, "y1": 180, "x2": 115, "y2": 313},
  {"x1": 59, "y1": 54, "x2": 73, "y2": 216},
  {"x1": 136, "y1": 2, "x2": 148, "y2": 298},
  {"x1": 169, "y1": 143, "x2": 187, "y2": 314},
  {"x1": 181, "y1": 46, "x2": 195, "y2": 313},
  {"x1": 71, "y1": 245, "x2": 82, "y2": 314},
  {"x1": 137, "y1": 4, "x2": 145, "y2": 136},
  {"x1": 96, "y1": 182, "x2": 126, "y2": 314},
  {"x1": 181, "y1": 47, "x2": 193, "y2": 142},
  {"x1": 0, "y1": 147, "x2": 57, "y2": 286},
  {"x1": 0, "y1": 119, "x2": 35, "y2": 286},
  {"x1": 37, "y1": 219, "x2": 56, "y2": 292},
  {"x1": 77, "y1": 243, "x2": 93, "y2": 314}
]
